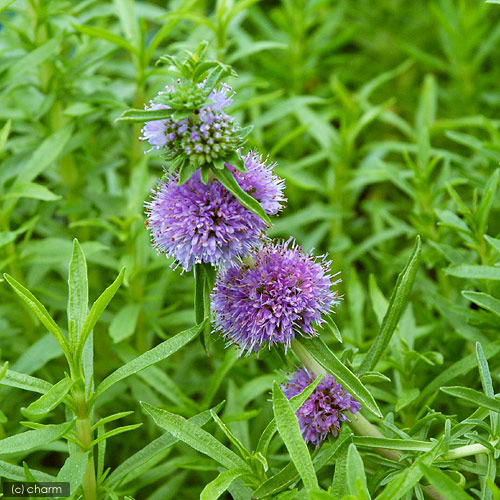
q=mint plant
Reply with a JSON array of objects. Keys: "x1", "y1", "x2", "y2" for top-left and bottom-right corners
[{"x1": 1, "y1": 1, "x2": 500, "y2": 499}]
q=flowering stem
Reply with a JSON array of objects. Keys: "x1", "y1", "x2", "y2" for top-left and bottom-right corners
[
  {"x1": 291, "y1": 340, "x2": 447, "y2": 500},
  {"x1": 291, "y1": 340, "x2": 398, "y2": 459}
]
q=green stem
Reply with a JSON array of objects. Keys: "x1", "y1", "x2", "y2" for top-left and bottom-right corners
[
  {"x1": 291, "y1": 340, "x2": 447, "y2": 500},
  {"x1": 74, "y1": 391, "x2": 97, "y2": 500},
  {"x1": 291, "y1": 340, "x2": 399, "y2": 461},
  {"x1": 442, "y1": 440, "x2": 499, "y2": 460}
]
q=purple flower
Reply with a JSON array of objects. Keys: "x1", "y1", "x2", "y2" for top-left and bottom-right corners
[
  {"x1": 282, "y1": 368, "x2": 361, "y2": 446},
  {"x1": 212, "y1": 240, "x2": 340, "y2": 353},
  {"x1": 145, "y1": 152, "x2": 284, "y2": 271},
  {"x1": 141, "y1": 103, "x2": 170, "y2": 150}
]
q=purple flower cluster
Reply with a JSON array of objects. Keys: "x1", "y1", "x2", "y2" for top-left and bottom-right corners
[
  {"x1": 282, "y1": 368, "x2": 361, "y2": 446},
  {"x1": 141, "y1": 83, "x2": 239, "y2": 163},
  {"x1": 145, "y1": 152, "x2": 285, "y2": 271},
  {"x1": 212, "y1": 240, "x2": 340, "y2": 353}
]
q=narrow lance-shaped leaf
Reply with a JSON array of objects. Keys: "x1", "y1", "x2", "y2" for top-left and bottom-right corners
[
  {"x1": 72, "y1": 24, "x2": 137, "y2": 54},
  {"x1": 419, "y1": 463, "x2": 475, "y2": 500},
  {"x1": 214, "y1": 167, "x2": 272, "y2": 226},
  {"x1": 416, "y1": 341, "x2": 500, "y2": 409},
  {"x1": 346, "y1": 443, "x2": 370, "y2": 499},
  {"x1": 3, "y1": 274, "x2": 70, "y2": 357},
  {"x1": 440, "y1": 386, "x2": 500, "y2": 413},
  {"x1": 0, "y1": 421, "x2": 74, "y2": 454},
  {"x1": 296, "y1": 337, "x2": 382, "y2": 418},
  {"x1": 141, "y1": 402, "x2": 249, "y2": 470},
  {"x1": 359, "y1": 235, "x2": 421, "y2": 374},
  {"x1": 93, "y1": 321, "x2": 205, "y2": 401},
  {"x1": 200, "y1": 468, "x2": 248, "y2": 500},
  {"x1": 0, "y1": 369, "x2": 52, "y2": 394},
  {"x1": 57, "y1": 452, "x2": 89, "y2": 492},
  {"x1": 106, "y1": 402, "x2": 225, "y2": 488},
  {"x1": 462, "y1": 291, "x2": 500, "y2": 319},
  {"x1": 68, "y1": 239, "x2": 88, "y2": 348},
  {"x1": 116, "y1": 107, "x2": 174, "y2": 123},
  {"x1": 476, "y1": 342, "x2": 499, "y2": 436},
  {"x1": 253, "y1": 430, "x2": 352, "y2": 499},
  {"x1": 256, "y1": 374, "x2": 323, "y2": 455},
  {"x1": 21, "y1": 377, "x2": 73, "y2": 419},
  {"x1": 272, "y1": 382, "x2": 319, "y2": 491},
  {"x1": 0, "y1": 460, "x2": 54, "y2": 481},
  {"x1": 75, "y1": 267, "x2": 125, "y2": 363}
]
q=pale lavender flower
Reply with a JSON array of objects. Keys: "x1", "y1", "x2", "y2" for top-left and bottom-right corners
[
  {"x1": 145, "y1": 152, "x2": 284, "y2": 271},
  {"x1": 282, "y1": 368, "x2": 361, "y2": 446},
  {"x1": 212, "y1": 240, "x2": 340, "y2": 353}
]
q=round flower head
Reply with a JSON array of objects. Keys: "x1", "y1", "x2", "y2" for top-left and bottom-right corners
[
  {"x1": 212, "y1": 240, "x2": 340, "y2": 353},
  {"x1": 141, "y1": 82, "x2": 238, "y2": 162},
  {"x1": 145, "y1": 151, "x2": 285, "y2": 271},
  {"x1": 282, "y1": 368, "x2": 361, "y2": 446}
]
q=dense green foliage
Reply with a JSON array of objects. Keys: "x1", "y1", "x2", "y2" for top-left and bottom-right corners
[{"x1": 1, "y1": 0, "x2": 500, "y2": 498}]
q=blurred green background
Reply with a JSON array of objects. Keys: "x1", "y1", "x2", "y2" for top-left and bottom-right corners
[{"x1": 1, "y1": 0, "x2": 500, "y2": 497}]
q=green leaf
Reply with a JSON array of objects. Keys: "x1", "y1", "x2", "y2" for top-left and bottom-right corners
[
  {"x1": 323, "y1": 314, "x2": 343, "y2": 343},
  {"x1": 2, "y1": 182, "x2": 61, "y2": 201},
  {"x1": 476, "y1": 342, "x2": 499, "y2": 435},
  {"x1": 73, "y1": 24, "x2": 137, "y2": 54},
  {"x1": 0, "y1": 0, "x2": 15, "y2": 13},
  {"x1": 477, "y1": 169, "x2": 499, "y2": 233},
  {"x1": 485, "y1": 235, "x2": 500, "y2": 254},
  {"x1": 200, "y1": 468, "x2": 248, "y2": 500},
  {"x1": 141, "y1": 402, "x2": 249, "y2": 470},
  {"x1": 359, "y1": 236, "x2": 421, "y2": 374},
  {"x1": 21, "y1": 377, "x2": 73, "y2": 419},
  {"x1": 416, "y1": 341, "x2": 500, "y2": 408},
  {"x1": 57, "y1": 452, "x2": 89, "y2": 492},
  {"x1": 89, "y1": 423, "x2": 142, "y2": 447},
  {"x1": 347, "y1": 444, "x2": 370, "y2": 499},
  {"x1": 353, "y1": 436, "x2": 432, "y2": 452},
  {"x1": 109, "y1": 304, "x2": 141, "y2": 343},
  {"x1": 419, "y1": 464, "x2": 474, "y2": 500},
  {"x1": 0, "y1": 421, "x2": 74, "y2": 454},
  {"x1": 113, "y1": 0, "x2": 140, "y2": 45},
  {"x1": 5, "y1": 38, "x2": 61, "y2": 85},
  {"x1": 3, "y1": 274, "x2": 70, "y2": 357},
  {"x1": 441, "y1": 386, "x2": 500, "y2": 413},
  {"x1": 445, "y1": 265, "x2": 500, "y2": 281},
  {"x1": 296, "y1": 338, "x2": 382, "y2": 418},
  {"x1": 0, "y1": 369, "x2": 52, "y2": 394},
  {"x1": 75, "y1": 267, "x2": 125, "y2": 362},
  {"x1": 210, "y1": 410, "x2": 250, "y2": 460},
  {"x1": 0, "y1": 460, "x2": 54, "y2": 481},
  {"x1": 256, "y1": 374, "x2": 322, "y2": 455},
  {"x1": 94, "y1": 321, "x2": 204, "y2": 401},
  {"x1": 178, "y1": 161, "x2": 200, "y2": 185},
  {"x1": 253, "y1": 431, "x2": 351, "y2": 499},
  {"x1": 116, "y1": 107, "x2": 174, "y2": 122},
  {"x1": 91, "y1": 411, "x2": 134, "y2": 431},
  {"x1": 68, "y1": 240, "x2": 88, "y2": 345},
  {"x1": 214, "y1": 168, "x2": 272, "y2": 225},
  {"x1": 106, "y1": 402, "x2": 224, "y2": 487},
  {"x1": 462, "y1": 291, "x2": 500, "y2": 318},
  {"x1": 17, "y1": 125, "x2": 74, "y2": 185},
  {"x1": 194, "y1": 263, "x2": 216, "y2": 354},
  {"x1": 272, "y1": 382, "x2": 318, "y2": 491},
  {"x1": 374, "y1": 441, "x2": 443, "y2": 500}
]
